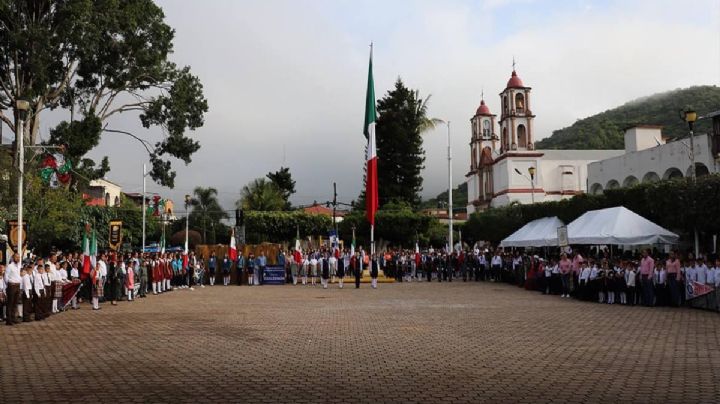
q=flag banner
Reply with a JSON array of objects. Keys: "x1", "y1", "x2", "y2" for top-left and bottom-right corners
[
  {"x1": 229, "y1": 228, "x2": 238, "y2": 261},
  {"x1": 61, "y1": 280, "x2": 82, "y2": 309},
  {"x1": 81, "y1": 224, "x2": 92, "y2": 278},
  {"x1": 686, "y1": 280, "x2": 714, "y2": 300},
  {"x1": 108, "y1": 220, "x2": 123, "y2": 251},
  {"x1": 7, "y1": 220, "x2": 28, "y2": 251},
  {"x1": 364, "y1": 46, "x2": 378, "y2": 226}
]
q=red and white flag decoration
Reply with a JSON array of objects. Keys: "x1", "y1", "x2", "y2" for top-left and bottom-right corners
[
  {"x1": 364, "y1": 46, "x2": 378, "y2": 226},
  {"x1": 229, "y1": 227, "x2": 238, "y2": 261},
  {"x1": 686, "y1": 280, "x2": 714, "y2": 300}
]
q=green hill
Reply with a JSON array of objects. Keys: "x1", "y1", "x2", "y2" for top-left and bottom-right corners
[
  {"x1": 422, "y1": 182, "x2": 467, "y2": 210},
  {"x1": 536, "y1": 85, "x2": 720, "y2": 149}
]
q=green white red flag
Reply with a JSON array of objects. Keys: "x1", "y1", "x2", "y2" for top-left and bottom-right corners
[{"x1": 364, "y1": 47, "x2": 378, "y2": 226}]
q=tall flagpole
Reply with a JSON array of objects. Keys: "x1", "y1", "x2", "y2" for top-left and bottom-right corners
[{"x1": 370, "y1": 42, "x2": 374, "y2": 259}]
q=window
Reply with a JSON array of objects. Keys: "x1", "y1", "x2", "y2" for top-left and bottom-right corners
[
  {"x1": 517, "y1": 124, "x2": 527, "y2": 148},
  {"x1": 483, "y1": 119, "x2": 490, "y2": 137},
  {"x1": 515, "y1": 93, "x2": 525, "y2": 112},
  {"x1": 104, "y1": 192, "x2": 110, "y2": 206}
]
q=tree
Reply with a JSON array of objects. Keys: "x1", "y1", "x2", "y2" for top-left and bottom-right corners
[
  {"x1": 189, "y1": 187, "x2": 227, "y2": 243},
  {"x1": 266, "y1": 166, "x2": 296, "y2": 209},
  {"x1": 0, "y1": 0, "x2": 208, "y2": 188},
  {"x1": 238, "y1": 178, "x2": 285, "y2": 212},
  {"x1": 374, "y1": 78, "x2": 438, "y2": 208}
]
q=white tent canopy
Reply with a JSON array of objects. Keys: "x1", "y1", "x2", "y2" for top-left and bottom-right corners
[
  {"x1": 500, "y1": 216, "x2": 564, "y2": 247},
  {"x1": 567, "y1": 206, "x2": 679, "y2": 245}
]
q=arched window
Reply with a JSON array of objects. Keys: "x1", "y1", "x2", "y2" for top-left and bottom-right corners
[
  {"x1": 114, "y1": 196, "x2": 120, "y2": 207},
  {"x1": 104, "y1": 192, "x2": 110, "y2": 206},
  {"x1": 515, "y1": 93, "x2": 525, "y2": 112},
  {"x1": 503, "y1": 96, "x2": 508, "y2": 114},
  {"x1": 517, "y1": 124, "x2": 527, "y2": 148},
  {"x1": 483, "y1": 119, "x2": 491, "y2": 137}
]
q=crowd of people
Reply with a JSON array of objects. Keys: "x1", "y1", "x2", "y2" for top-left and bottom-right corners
[{"x1": 4, "y1": 244, "x2": 719, "y2": 326}]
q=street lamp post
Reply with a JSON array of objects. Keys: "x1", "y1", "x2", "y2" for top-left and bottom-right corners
[
  {"x1": 514, "y1": 166, "x2": 536, "y2": 204},
  {"x1": 684, "y1": 109, "x2": 699, "y2": 256},
  {"x1": 447, "y1": 121, "x2": 453, "y2": 252},
  {"x1": 15, "y1": 100, "x2": 30, "y2": 260},
  {"x1": 184, "y1": 194, "x2": 191, "y2": 254},
  {"x1": 141, "y1": 163, "x2": 150, "y2": 253}
]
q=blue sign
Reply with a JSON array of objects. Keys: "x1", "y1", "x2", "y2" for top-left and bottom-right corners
[{"x1": 263, "y1": 265, "x2": 286, "y2": 285}]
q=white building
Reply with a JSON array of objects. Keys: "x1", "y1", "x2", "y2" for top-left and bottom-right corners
[
  {"x1": 587, "y1": 125, "x2": 720, "y2": 194},
  {"x1": 466, "y1": 68, "x2": 623, "y2": 214}
]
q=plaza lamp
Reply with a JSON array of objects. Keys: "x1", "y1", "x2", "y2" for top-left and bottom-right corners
[
  {"x1": 682, "y1": 109, "x2": 699, "y2": 256},
  {"x1": 514, "y1": 166, "x2": 536, "y2": 204}
]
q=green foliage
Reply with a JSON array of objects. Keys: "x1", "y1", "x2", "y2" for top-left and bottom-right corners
[
  {"x1": 0, "y1": 0, "x2": 208, "y2": 188},
  {"x1": 422, "y1": 182, "x2": 468, "y2": 209},
  {"x1": 374, "y1": 78, "x2": 436, "y2": 208},
  {"x1": 24, "y1": 176, "x2": 84, "y2": 254},
  {"x1": 339, "y1": 201, "x2": 442, "y2": 248},
  {"x1": 79, "y1": 194, "x2": 160, "y2": 251},
  {"x1": 245, "y1": 211, "x2": 332, "y2": 244},
  {"x1": 536, "y1": 86, "x2": 720, "y2": 149},
  {"x1": 464, "y1": 174, "x2": 720, "y2": 244},
  {"x1": 189, "y1": 187, "x2": 228, "y2": 243},
  {"x1": 238, "y1": 178, "x2": 286, "y2": 211},
  {"x1": 266, "y1": 166, "x2": 296, "y2": 209}
]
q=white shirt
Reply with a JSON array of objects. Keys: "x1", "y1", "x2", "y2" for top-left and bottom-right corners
[
  {"x1": 695, "y1": 264, "x2": 707, "y2": 284},
  {"x1": 329, "y1": 256, "x2": 337, "y2": 270},
  {"x1": 4, "y1": 261, "x2": 22, "y2": 283},
  {"x1": 479, "y1": 255, "x2": 487, "y2": 265},
  {"x1": 70, "y1": 268, "x2": 79, "y2": 279},
  {"x1": 21, "y1": 274, "x2": 33, "y2": 298},
  {"x1": 685, "y1": 266, "x2": 697, "y2": 282},
  {"x1": 589, "y1": 267, "x2": 598, "y2": 280},
  {"x1": 714, "y1": 267, "x2": 720, "y2": 287},
  {"x1": 0, "y1": 278, "x2": 6, "y2": 293},
  {"x1": 706, "y1": 267, "x2": 716, "y2": 285},
  {"x1": 42, "y1": 272, "x2": 51, "y2": 286},
  {"x1": 491, "y1": 256, "x2": 502, "y2": 266},
  {"x1": 98, "y1": 260, "x2": 108, "y2": 278},
  {"x1": 545, "y1": 264, "x2": 553, "y2": 277},
  {"x1": 580, "y1": 267, "x2": 591, "y2": 281},
  {"x1": 625, "y1": 270, "x2": 636, "y2": 287},
  {"x1": 654, "y1": 269, "x2": 666, "y2": 285},
  {"x1": 33, "y1": 272, "x2": 45, "y2": 295},
  {"x1": 551, "y1": 264, "x2": 560, "y2": 274},
  {"x1": 58, "y1": 269, "x2": 68, "y2": 282}
]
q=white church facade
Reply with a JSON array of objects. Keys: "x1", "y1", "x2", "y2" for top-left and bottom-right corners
[{"x1": 465, "y1": 68, "x2": 623, "y2": 215}]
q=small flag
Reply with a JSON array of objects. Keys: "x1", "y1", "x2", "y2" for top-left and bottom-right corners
[
  {"x1": 686, "y1": 280, "x2": 714, "y2": 300},
  {"x1": 229, "y1": 228, "x2": 238, "y2": 261}
]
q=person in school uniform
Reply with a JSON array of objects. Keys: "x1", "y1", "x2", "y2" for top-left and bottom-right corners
[
  {"x1": 290, "y1": 249, "x2": 301, "y2": 285},
  {"x1": 309, "y1": 253, "x2": 318, "y2": 286},
  {"x1": 90, "y1": 263, "x2": 103, "y2": 310},
  {"x1": 32, "y1": 265, "x2": 46, "y2": 320},
  {"x1": 579, "y1": 263, "x2": 591, "y2": 301},
  {"x1": 320, "y1": 253, "x2": 330, "y2": 289},
  {"x1": 125, "y1": 261, "x2": 136, "y2": 301},
  {"x1": 68, "y1": 264, "x2": 80, "y2": 310},
  {"x1": 713, "y1": 258, "x2": 720, "y2": 311},
  {"x1": 0, "y1": 265, "x2": 6, "y2": 322},
  {"x1": 653, "y1": 261, "x2": 667, "y2": 306},
  {"x1": 625, "y1": 264, "x2": 637, "y2": 306},
  {"x1": 329, "y1": 253, "x2": 338, "y2": 284},
  {"x1": 207, "y1": 252, "x2": 217, "y2": 287},
  {"x1": 21, "y1": 266, "x2": 34, "y2": 322},
  {"x1": 42, "y1": 264, "x2": 53, "y2": 317},
  {"x1": 336, "y1": 252, "x2": 346, "y2": 289},
  {"x1": 352, "y1": 252, "x2": 361, "y2": 289},
  {"x1": 221, "y1": 254, "x2": 231, "y2": 286},
  {"x1": 48, "y1": 262, "x2": 60, "y2": 314},
  {"x1": 300, "y1": 254, "x2": 308, "y2": 285},
  {"x1": 370, "y1": 254, "x2": 379, "y2": 289},
  {"x1": 616, "y1": 264, "x2": 627, "y2": 305},
  {"x1": 703, "y1": 257, "x2": 716, "y2": 310},
  {"x1": 692, "y1": 257, "x2": 709, "y2": 309},
  {"x1": 236, "y1": 253, "x2": 246, "y2": 286}
]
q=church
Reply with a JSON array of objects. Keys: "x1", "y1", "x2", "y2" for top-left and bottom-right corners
[{"x1": 465, "y1": 68, "x2": 623, "y2": 215}]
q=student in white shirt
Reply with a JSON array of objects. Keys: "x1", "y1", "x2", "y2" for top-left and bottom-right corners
[
  {"x1": 625, "y1": 264, "x2": 637, "y2": 306},
  {"x1": 21, "y1": 267, "x2": 33, "y2": 322},
  {"x1": 579, "y1": 264, "x2": 591, "y2": 301},
  {"x1": 0, "y1": 265, "x2": 6, "y2": 322}
]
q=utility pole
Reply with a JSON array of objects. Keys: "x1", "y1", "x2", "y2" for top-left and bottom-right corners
[
  {"x1": 447, "y1": 121, "x2": 453, "y2": 252},
  {"x1": 16, "y1": 100, "x2": 29, "y2": 260}
]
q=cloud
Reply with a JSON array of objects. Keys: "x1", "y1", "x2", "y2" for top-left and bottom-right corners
[{"x1": 71, "y1": 0, "x2": 718, "y2": 212}]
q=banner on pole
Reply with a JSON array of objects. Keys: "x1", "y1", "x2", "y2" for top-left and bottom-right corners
[
  {"x1": 686, "y1": 280, "x2": 714, "y2": 300},
  {"x1": 7, "y1": 220, "x2": 28, "y2": 251},
  {"x1": 108, "y1": 220, "x2": 123, "y2": 251}
]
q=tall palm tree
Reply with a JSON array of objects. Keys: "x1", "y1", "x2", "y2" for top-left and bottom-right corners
[
  {"x1": 414, "y1": 92, "x2": 444, "y2": 134},
  {"x1": 238, "y1": 178, "x2": 285, "y2": 211},
  {"x1": 190, "y1": 186, "x2": 228, "y2": 243}
]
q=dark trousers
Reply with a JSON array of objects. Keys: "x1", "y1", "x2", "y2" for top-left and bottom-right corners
[
  {"x1": 6, "y1": 283, "x2": 20, "y2": 324},
  {"x1": 641, "y1": 275, "x2": 654, "y2": 306},
  {"x1": 33, "y1": 292, "x2": 43, "y2": 320},
  {"x1": 139, "y1": 279, "x2": 147, "y2": 297},
  {"x1": 354, "y1": 270, "x2": 361, "y2": 288},
  {"x1": 426, "y1": 268, "x2": 432, "y2": 282},
  {"x1": 23, "y1": 294, "x2": 33, "y2": 321},
  {"x1": 667, "y1": 274, "x2": 680, "y2": 307},
  {"x1": 626, "y1": 286, "x2": 636, "y2": 306}
]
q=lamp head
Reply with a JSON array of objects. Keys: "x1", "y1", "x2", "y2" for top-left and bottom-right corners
[
  {"x1": 684, "y1": 109, "x2": 697, "y2": 124},
  {"x1": 184, "y1": 194, "x2": 191, "y2": 205},
  {"x1": 528, "y1": 166, "x2": 536, "y2": 178}
]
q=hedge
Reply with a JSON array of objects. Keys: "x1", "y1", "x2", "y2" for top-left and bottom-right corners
[
  {"x1": 464, "y1": 174, "x2": 720, "y2": 244},
  {"x1": 245, "y1": 211, "x2": 332, "y2": 244}
]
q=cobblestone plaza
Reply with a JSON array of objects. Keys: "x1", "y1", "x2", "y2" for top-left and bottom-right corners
[{"x1": 2, "y1": 282, "x2": 719, "y2": 403}]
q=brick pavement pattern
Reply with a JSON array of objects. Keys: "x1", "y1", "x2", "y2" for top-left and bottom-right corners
[{"x1": 2, "y1": 282, "x2": 720, "y2": 403}]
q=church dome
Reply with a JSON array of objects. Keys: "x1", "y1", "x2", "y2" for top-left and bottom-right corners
[
  {"x1": 476, "y1": 99, "x2": 491, "y2": 115},
  {"x1": 506, "y1": 70, "x2": 524, "y2": 88}
]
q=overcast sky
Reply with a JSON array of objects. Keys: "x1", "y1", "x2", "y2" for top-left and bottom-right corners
[{"x1": 74, "y1": 0, "x2": 720, "y2": 212}]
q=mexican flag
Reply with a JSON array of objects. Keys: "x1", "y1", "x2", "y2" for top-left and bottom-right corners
[
  {"x1": 81, "y1": 227, "x2": 97, "y2": 278},
  {"x1": 364, "y1": 47, "x2": 378, "y2": 226},
  {"x1": 229, "y1": 228, "x2": 238, "y2": 261}
]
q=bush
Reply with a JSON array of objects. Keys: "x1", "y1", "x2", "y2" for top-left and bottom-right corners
[{"x1": 245, "y1": 211, "x2": 332, "y2": 244}]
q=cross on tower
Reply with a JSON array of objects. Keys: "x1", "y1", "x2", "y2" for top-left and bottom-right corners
[{"x1": 512, "y1": 56, "x2": 516, "y2": 71}]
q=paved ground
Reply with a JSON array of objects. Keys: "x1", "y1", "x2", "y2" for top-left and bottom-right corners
[{"x1": 2, "y1": 281, "x2": 720, "y2": 403}]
